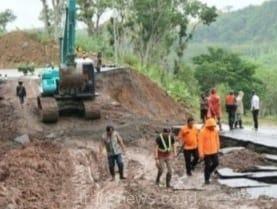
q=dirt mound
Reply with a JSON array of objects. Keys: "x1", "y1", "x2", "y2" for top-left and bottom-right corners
[
  {"x1": 0, "y1": 141, "x2": 72, "y2": 209},
  {"x1": 0, "y1": 31, "x2": 58, "y2": 68},
  {"x1": 220, "y1": 149, "x2": 267, "y2": 172},
  {"x1": 99, "y1": 69, "x2": 188, "y2": 122},
  {"x1": 0, "y1": 101, "x2": 19, "y2": 142}
]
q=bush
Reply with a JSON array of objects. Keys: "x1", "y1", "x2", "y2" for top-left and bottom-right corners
[
  {"x1": 76, "y1": 32, "x2": 113, "y2": 58},
  {"x1": 18, "y1": 64, "x2": 35, "y2": 75}
]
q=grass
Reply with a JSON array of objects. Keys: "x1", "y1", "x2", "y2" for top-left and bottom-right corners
[{"x1": 220, "y1": 113, "x2": 277, "y2": 127}]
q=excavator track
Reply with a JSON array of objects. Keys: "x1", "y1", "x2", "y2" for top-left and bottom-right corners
[
  {"x1": 83, "y1": 101, "x2": 101, "y2": 120},
  {"x1": 37, "y1": 97, "x2": 59, "y2": 123}
]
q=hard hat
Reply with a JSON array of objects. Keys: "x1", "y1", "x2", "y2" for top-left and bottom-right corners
[{"x1": 205, "y1": 118, "x2": 217, "y2": 127}]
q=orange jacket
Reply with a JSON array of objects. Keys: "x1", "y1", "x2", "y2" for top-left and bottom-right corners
[
  {"x1": 208, "y1": 94, "x2": 221, "y2": 118},
  {"x1": 226, "y1": 95, "x2": 236, "y2": 105},
  {"x1": 178, "y1": 126, "x2": 198, "y2": 150},
  {"x1": 198, "y1": 127, "x2": 220, "y2": 157}
]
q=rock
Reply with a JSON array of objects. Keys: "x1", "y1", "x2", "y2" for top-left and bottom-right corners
[
  {"x1": 14, "y1": 134, "x2": 30, "y2": 145},
  {"x1": 263, "y1": 154, "x2": 277, "y2": 163},
  {"x1": 0, "y1": 185, "x2": 7, "y2": 196},
  {"x1": 217, "y1": 168, "x2": 252, "y2": 178},
  {"x1": 6, "y1": 204, "x2": 16, "y2": 209},
  {"x1": 46, "y1": 133, "x2": 57, "y2": 139},
  {"x1": 218, "y1": 178, "x2": 269, "y2": 188},
  {"x1": 245, "y1": 165, "x2": 277, "y2": 172},
  {"x1": 111, "y1": 101, "x2": 120, "y2": 106},
  {"x1": 220, "y1": 147, "x2": 245, "y2": 155}
]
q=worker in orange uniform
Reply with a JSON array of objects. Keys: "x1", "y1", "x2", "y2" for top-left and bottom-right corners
[
  {"x1": 178, "y1": 117, "x2": 199, "y2": 176},
  {"x1": 208, "y1": 88, "x2": 222, "y2": 131},
  {"x1": 198, "y1": 118, "x2": 220, "y2": 184},
  {"x1": 225, "y1": 91, "x2": 236, "y2": 130}
]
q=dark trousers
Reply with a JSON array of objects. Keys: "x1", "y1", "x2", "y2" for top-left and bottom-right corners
[
  {"x1": 204, "y1": 154, "x2": 219, "y2": 182},
  {"x1": 108, "y1": 154, "x2": 124, "y2": 178},
  {"x1": 200, "y1": 109, "x2": 208, "y2": 124},
  {"x1": 183, "y1": 149, "x2": 199, "y2": 175},
  {"x1": 19, "y1": 96, "x2": 25, "y2": 104},
  {"x1": 226, "y1": 105, "x2": 236, "y2": 129},
  {"x1": 252, "y1": 110, "x2": 259, "y2": 130}
]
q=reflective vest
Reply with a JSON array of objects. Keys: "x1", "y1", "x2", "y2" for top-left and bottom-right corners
[{"x1": 158, "y1": 134, "x2": 172, "y2": 152}]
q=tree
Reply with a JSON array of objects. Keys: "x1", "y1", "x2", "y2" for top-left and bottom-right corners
[
  {"x1": 174, "y1": 1, "x2": 217, "y2": 74},
  {"x1": 40, "y1": 0, "x2": 65, "y2": 38},
  {"x1": 77, "y1": 0, "x2": 111, "y2": 36},
  {"x1": 40, "y1": 0, "x2": 52, "y2": 35},
  {"x1": 193, "y1": 47, "x2": 264, "y2": 109},
  {"x1": 51, "y1": 0, "x2": 66, "y2": 38},
  {"x1": 77, "y1": 0, "x2": 94, "y2": 36},
  {"x1": 112, "y1": 0, "x2": 217, "y2": 68},
  {"x1": 0, "y1": 9, "x2": 16, "y2": 32}
]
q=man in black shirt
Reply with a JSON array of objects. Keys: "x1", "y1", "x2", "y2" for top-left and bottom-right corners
[
  {"x1": 16, "y1": 81, "x2": 27, "y2": 108},
  {"x1": 155, "y1": 127, "x2": 176, "y2": 188}
]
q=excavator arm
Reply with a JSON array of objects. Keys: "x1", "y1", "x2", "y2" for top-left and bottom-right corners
[
  {"x1": 38, "y1": 0, "x2": 100, "y2": 123},
  {"x1": 60, "y1": 0, "x2": 76, "y2": 67}
]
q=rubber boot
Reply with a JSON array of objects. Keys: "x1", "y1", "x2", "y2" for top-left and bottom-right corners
[
  {"x1": 166, "y1": 173, "x2": 172, "y2": 188},
  {"x1": 239, "y1": 120, "x2": 243, "y2": 129},
  {"x1": 234, "y1": 121, "x2": 238, "y2": 129},
  {"x1": 109, "y1": 166, "x2": 115, "y2": 181},
  {"x1": 118, "y1": 163, "x2": 126, "y2": 180},
  {"x1": 156, "y1": 171, "x2": 162, "y2": 185}
]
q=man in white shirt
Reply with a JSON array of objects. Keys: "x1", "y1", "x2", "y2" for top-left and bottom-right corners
[{"x1": 251, "y1": 91, "x2": 260, "y2": 130}]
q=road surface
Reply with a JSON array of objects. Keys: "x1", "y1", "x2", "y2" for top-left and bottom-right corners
[
  {"x1": 0, "y1": 67, "x2": 123, "y2": 80},
  {"x1": 221, "y1": 125, "x2": 277, "y2": 154}
]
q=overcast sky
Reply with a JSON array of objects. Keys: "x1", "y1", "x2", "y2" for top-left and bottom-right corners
[{"x1": 1, "y1": 0, "x2": 268, "y2": 30}]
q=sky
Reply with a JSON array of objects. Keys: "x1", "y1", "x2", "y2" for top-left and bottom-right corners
[{"x1": 0, "y1": 0, "x2": 268, "y2": 30}]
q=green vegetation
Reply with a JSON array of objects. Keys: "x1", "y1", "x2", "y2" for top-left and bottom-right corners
[
  {"x1": 193, "y1": 47, "x2": 264, "y2": 109},
  {"x1": 0, "y1": 9, "x2": 16, "y2": 32},
  {"x1": 183, "y1": 0, "x2": 277, "y2": 117},
  {"x1": 194, "y1": 1, "x2": 277, "y2": 44},
  {"x1": 75, "y1": 31, "x2": 113, "y2": 57},
  {"x1": 18, "y1": 64, "x2": 35, "y2": 75},
  {"x1": 16, "y1": 0, "x2": 276, "y2": 121}
]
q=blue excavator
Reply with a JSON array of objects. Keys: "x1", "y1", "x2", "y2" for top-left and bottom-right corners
[{"x1": 37, "y1": 0, "x2": 100, "y2": 123}]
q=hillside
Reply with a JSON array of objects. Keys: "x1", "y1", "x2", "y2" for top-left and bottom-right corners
[
  {"x1": 193, "y1": 0, "x2": 277, "y2": 44},
  {"x1": 0, "y1": 31, "x2": 59, "y2": 68},
  {"x1": 185, "y1": 0, "x2": 277, "y2": 68}
]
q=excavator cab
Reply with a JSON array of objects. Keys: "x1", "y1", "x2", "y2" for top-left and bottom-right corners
[{"x1": 37, "y1": 0, "x2": 100, "y2": 123}]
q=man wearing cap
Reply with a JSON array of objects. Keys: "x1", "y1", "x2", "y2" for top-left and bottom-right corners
[
  {"x1": 198, "y1": 118, "x2": 220, "y2": 184},
  {"x1": 155, "y1": 127, "x2": 177, "y2": 188},
  {"x1": 100, "y1": 125, "x2": 126, "y2": 181},
  {"x1": 16, "y1": 81, "x2": 27, "y2": 108}
]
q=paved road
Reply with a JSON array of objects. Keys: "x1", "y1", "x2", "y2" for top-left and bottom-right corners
[
  {"x1": 173, "y1": 123, "x2": 277, "y2": 153},
  {"x1": 0, "y1": 67, "x2": 123, "y2": 80},
  {"x1": 221, "y1": 127, "x2": 277, "y2": 154}
]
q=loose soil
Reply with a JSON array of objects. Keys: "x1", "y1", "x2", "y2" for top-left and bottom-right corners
[
  {"x1": 0, "y1": 31, "x2": 110, "y2": 68},
  {"x1": 0, "y1": 68, "x2": 276, "y2": 209},
  {"x1": 0, "y1": 31, "x2": 59, "y2": 68},
  {"x1": 220, "y1": 149, "x2": 268, "y2": 172}
]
